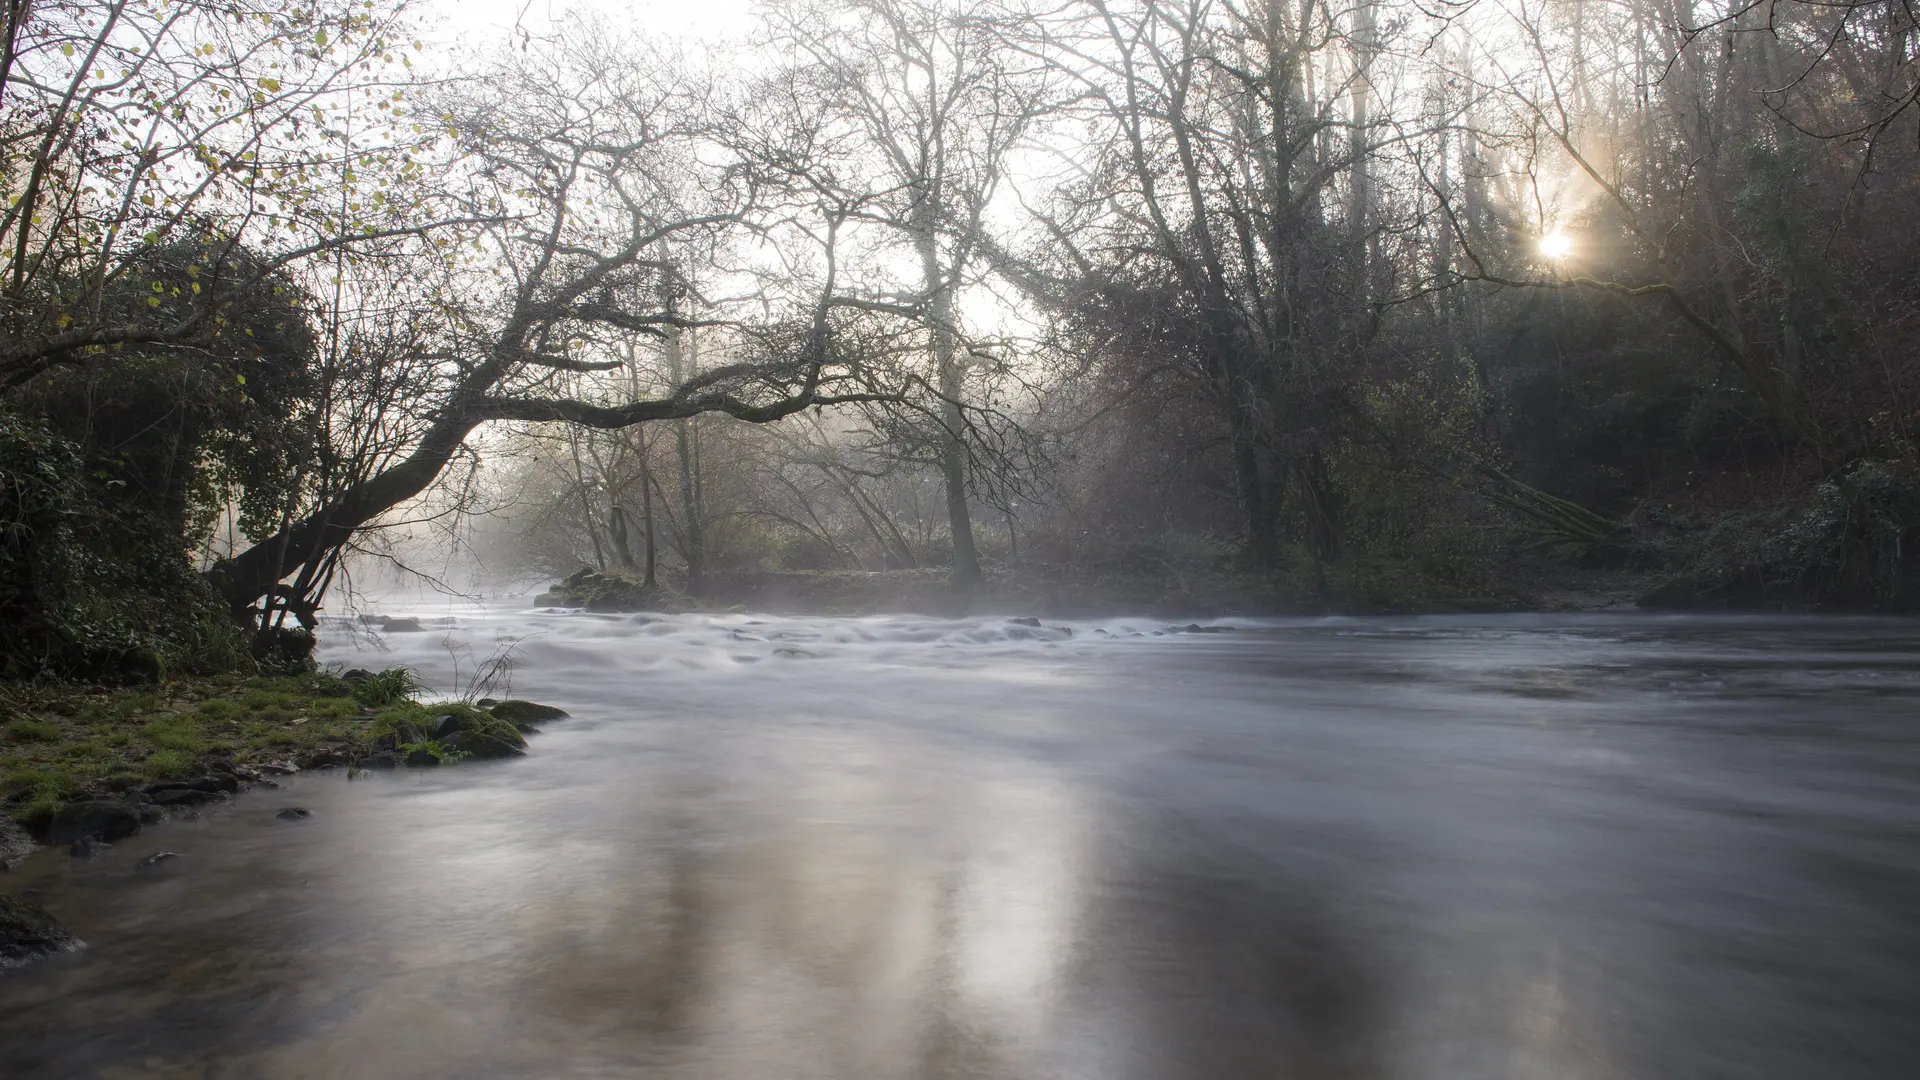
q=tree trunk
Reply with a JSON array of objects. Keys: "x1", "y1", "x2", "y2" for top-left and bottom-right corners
[{"x1": 918, "y1": 232, "x2": 981, "y2": 588}]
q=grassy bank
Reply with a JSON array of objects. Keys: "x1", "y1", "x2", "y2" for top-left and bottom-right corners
[{"x1": 0, "y1": 668, "x2": 549, "y2": 832}]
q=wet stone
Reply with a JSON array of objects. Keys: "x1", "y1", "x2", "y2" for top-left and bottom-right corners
[
  {"x1": 405, "y1": 748, "x2": 440, "y2": 767},
  {"x1": 67, "y1": 837, "x2": 111, "y2": 858},
  {"x1": 46, "y1": 800, "x2": 141, "y2": 844},
  {"x1": 151, "y1": 789, "x2": 222, "y2": 808},
  {"x1": 356, "y1": 751, "x2": 398, "y2": 770},
  {"x1": 0, "y1": 893, "x2": 81, "y2": 968},
  {"x1": 486, "y1": 700, "x2": 568, "y2": 725},
  {"x1": 275, "y1": 807, "x2": 312, "y2": 821}
]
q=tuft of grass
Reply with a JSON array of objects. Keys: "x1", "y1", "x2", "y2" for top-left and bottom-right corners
[
  {"x1": 141, "y1": 714, "x2": 209, "y2": 754},
  {"x1": 353, "y1": 668, "x2": 420, "y2": 708},
  {"x1": 5, "y1": 717, "x2": 60, "y2": 743},
  {"x1": 141, "y1": 748, "x2": 197, "y2": 780},
  {"x1": 196, "y1": 699, "x2": 243, "y2": 721}
]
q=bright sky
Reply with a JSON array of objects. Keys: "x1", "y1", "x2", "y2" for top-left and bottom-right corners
[{"x1": 420, "y1": 0, "x2": 759, "y2": 51}]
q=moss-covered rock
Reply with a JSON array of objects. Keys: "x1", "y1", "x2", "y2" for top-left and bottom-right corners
[
  {"x1": 486, "y1": 700, "x2": 568, "y2": 728},
  {"x1": 0, "y1": 892, "x2": 82, "y2": 968}
]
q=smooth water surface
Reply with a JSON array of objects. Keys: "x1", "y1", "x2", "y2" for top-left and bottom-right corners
[{"x1": 3, "y1": 612, "x2": 1918, "y2": 1078}]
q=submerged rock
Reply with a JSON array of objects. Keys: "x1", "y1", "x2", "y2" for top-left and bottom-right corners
[
  {"x1": 0, "y1": 893, "x2": 81, "y2": 968},
  {"x1": 137, "y1": 851, "x2": 183, "y2": 868},
  {"x1": 68, "y1": 836, "x2": 111, "y2": 858},
  {"x1": 46, "y1": 800, "x2": 141, "y2": 844},
  {"x1": 275, "y1": 807, "x2": 312, "y2": 821}
]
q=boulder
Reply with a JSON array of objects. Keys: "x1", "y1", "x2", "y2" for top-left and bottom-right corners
[
  {"x1": 380, "y1": 617, "x2": 425, "y2": 633},
  {"x1": 429, "y1": 713, "x2": 463, "y2": 740},
  {"x1": 275, "y1": 807, "x2": 312, "y2": 821},
  {"x1": 136, "y1": 806, "x2": 164, "y2": 825},
  {"x1": 0, "y1": 893, "x2": 82, "y2": 968},
  {"x1": 342, "y1": 668, "x2": 375, "y2": 681},
  {"x1": 355, "y1": 750, "x2": 398, "y2": 770},
  {"x1": 68, "y1": 836, "x2": 111, "y2": 857},
  {"x1": 46, "y1": 800, "x2": 141, "y2": 844},
  {"x1": 441, "y1": 730, "x2": 525, "y2": 760},
  {"x1": 487, "y1": 700, "x2": 568, "y2": 726},
  {"x1": 303, "y1": 751, "x2": 351, "y2": 769},
  {"x1": 151, "y1": 789, "x2": 223, "y2": 808},
  {"x1": 404, "y1": 747, "x2": 440, "y2": 767},
  {"x1": 0, "y1": 816, "x2": 35, "y2": 867}
]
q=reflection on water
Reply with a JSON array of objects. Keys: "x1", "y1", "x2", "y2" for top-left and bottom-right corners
[{"x1": 3, "y1": 613, "x2": 1918, "y2": 1078}]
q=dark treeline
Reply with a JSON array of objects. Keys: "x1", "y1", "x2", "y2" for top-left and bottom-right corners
[{"x1": 2, "y1": 0, "x2": 1916, "y2": 676}]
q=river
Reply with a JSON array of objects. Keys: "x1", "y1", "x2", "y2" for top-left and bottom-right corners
[{"x1": 3, "y1": 611, "x2": 1918, "y2": 1078}]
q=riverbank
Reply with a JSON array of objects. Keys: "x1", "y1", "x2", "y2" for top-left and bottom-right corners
[{"x1": 0, "y1": 669, "x2": 563, "y2": 847}]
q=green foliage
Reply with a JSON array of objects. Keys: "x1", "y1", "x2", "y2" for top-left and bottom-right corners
[
  {"x1": 353, "y1": 668, "x2": 422, "y2": 708},
  {"x1": 140, "y1": 714, "x2": 209, "y2": 755},
  {"x1": 4, "y1": 719, "x2": 60, "y2": 743},
  {"x1": 140, "y1": 749, "x2": 198, "y2": 780}
]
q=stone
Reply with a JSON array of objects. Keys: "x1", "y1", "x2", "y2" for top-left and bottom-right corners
[
  {"x1": 342, "y1": 668, "x2": 374, "y2": 681},
  {"x1": 405, "y1": 747, "x2": 440, "y2": 767},
  {"x1": 256, "y1": 761, "x2": 298, "y2": 775},
  {"x1": 46, "y1": 800, "x2": 141, "y2": 844},
  {"x1": 275, "y1": 807, "x2": 312, "y2": 821},
  {"x1": 379, "y1": 617, "x2": 425, "y2": 632},
  {"x1": 392, "y1": 723, "x2": 425, "y2": 747},
  {"x1": 169, "y1": 809, "x2": 201, "y2": 821},
  {"x1": 0, "y1": 893, "x2": 82, "y2": 968},
  {"x1": 303, "y1": 751, "x2": 351, "y2": 769},
  {"x1": 430, "y1": 713, "x2": 462, "y2": 740},
  {"x1": 440, "y1": 731, "x2": 525, "y2": 760},
  {"x1": 1009, "y1": 616, "x2": 1042, "y2": 627},
  {"x1": 0, "y1": 816, "x2": 35, "y2": 867},
  {"x1": 68, "y1": 836, "x2": 111, "y2": 858},
  {"x1": 153, "y1": 788, "x2": 224, "y2": 808},
  {"x1": 355, "y1": 751, "x2": 397, "y2": 770},
  {"x1": 137, "y1": 806, "x2": 165, "y2": 825},
  {"x1": 137, "y1": 851, "x2": 183, "y2": 868},
  {"x1": 122, "y1": 790, "x2": 153, "y2": 806},
  {"x1": 486, "y1": 700, "x2": 568, "y2": 725}
]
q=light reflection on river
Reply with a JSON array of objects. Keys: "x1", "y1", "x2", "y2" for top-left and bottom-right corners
[{"x1": 2, "y1": 611, "x2": 1919, "y2": 1078}]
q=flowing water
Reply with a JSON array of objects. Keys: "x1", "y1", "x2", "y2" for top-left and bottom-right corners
[{"x1": 3, "y1": 611, "x2": 1919, "y2": 1078}]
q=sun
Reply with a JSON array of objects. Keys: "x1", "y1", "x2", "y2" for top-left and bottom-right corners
[{"x1": 1538, "y1": 230, "x2": 1575, "y2": 261}]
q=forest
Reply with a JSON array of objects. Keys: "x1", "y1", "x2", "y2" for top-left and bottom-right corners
[{"x1": 2, "y1": 0, "x2": 1917, "y2": 677}]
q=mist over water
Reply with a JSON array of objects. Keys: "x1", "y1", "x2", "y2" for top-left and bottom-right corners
[{"x1": 4, "y1": 610, "x2": 1919, "y2": 1078}]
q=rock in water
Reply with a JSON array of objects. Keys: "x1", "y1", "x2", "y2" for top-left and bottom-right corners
[
  {"x1": 355, "y1": 750, "x2": 398, "y2": 770},
  {"x1": 486, "y1": 700, "x2": 568, "y2": 726},
  {"x1": 137, "y1": 851, "x2": 183, "y2": 868},
  {"x1": 441, "y1": 730, "x2": 525, "y2": 760},
  {"x1": 46, "y1": 800, "x2": 141, "y2": 844},
  {"x1": 67, "y1": 836, "x2": 111, "y2": 858},
  {"x1": 404, "y1": 748, "x2": 440, "y2": 767},
  {"x1": 0, "y1": 817, "x2": 34, "y2": 868},
  {"x1": 275, "y1": 807, "x2": 312, "y2": 821},
  {"x1": 151, "y1": 789, "x2": 222, "y2": 808},
  {"x1": 0, "y1": 893, "x2": 82, "y2": 968}
]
